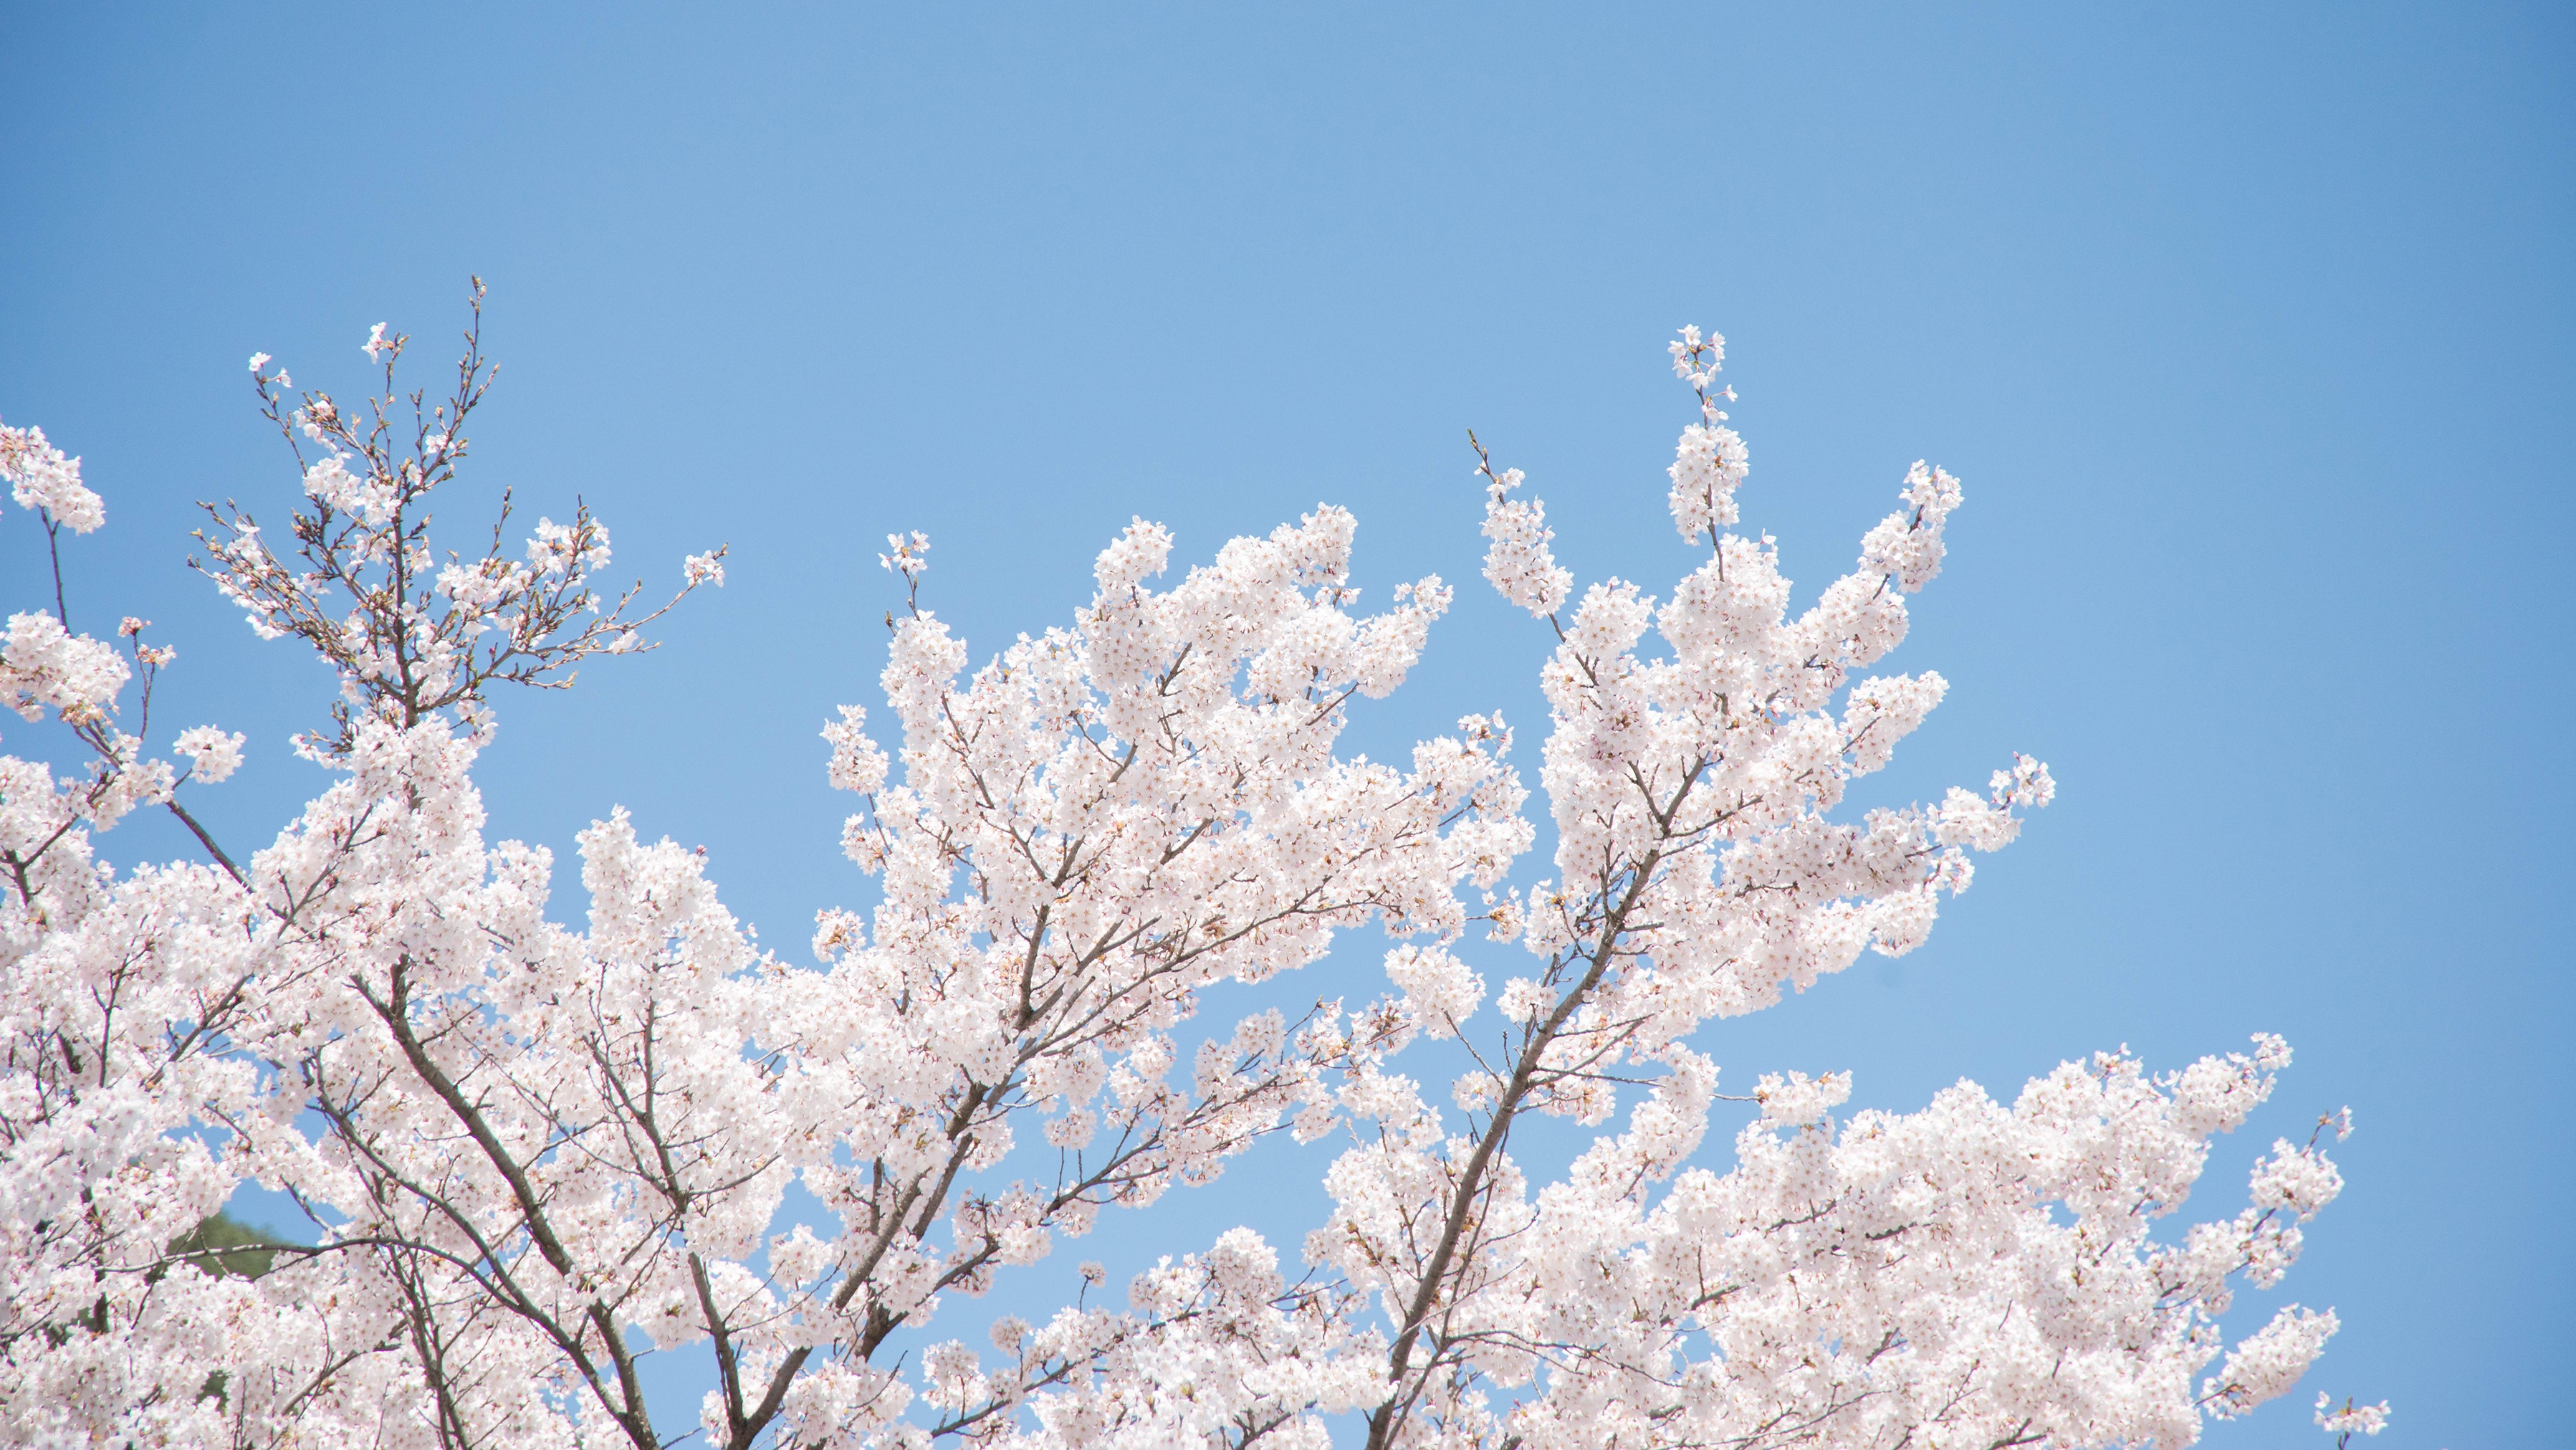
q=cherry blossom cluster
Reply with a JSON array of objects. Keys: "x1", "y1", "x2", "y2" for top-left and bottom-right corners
[
  {"x1": 0, "y1": 313, "x2": 2380, "y2": 1449},
  {"x1": 198, "y1": 279, "x2": 723, "y2": 756},
  {"x1": 1, "y1": 419, "x2": 105, "y2": 535}
]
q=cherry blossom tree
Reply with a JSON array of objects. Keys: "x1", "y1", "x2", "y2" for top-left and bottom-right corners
[{"x1": 0, "y1": 298, "x2": 2383, "y2": 1449}]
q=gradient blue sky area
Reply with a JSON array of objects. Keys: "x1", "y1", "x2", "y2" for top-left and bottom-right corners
[{"x1": 4, "y1": 4, "x2": 2569, "y2": 1445}]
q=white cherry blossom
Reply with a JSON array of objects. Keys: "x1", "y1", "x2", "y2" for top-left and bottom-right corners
[{"x1": 0, "y1": 310, "x2": 2379, "y2": 1449}]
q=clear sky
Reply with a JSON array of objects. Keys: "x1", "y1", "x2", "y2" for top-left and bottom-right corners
[{"x1": 4, "y1": 4, "x2": 2568, "y2": 1444}]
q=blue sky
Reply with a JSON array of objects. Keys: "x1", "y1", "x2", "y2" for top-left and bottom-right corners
[{"x1": 4, "y1": 4, "x2": 2568, "y2": 1444}]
